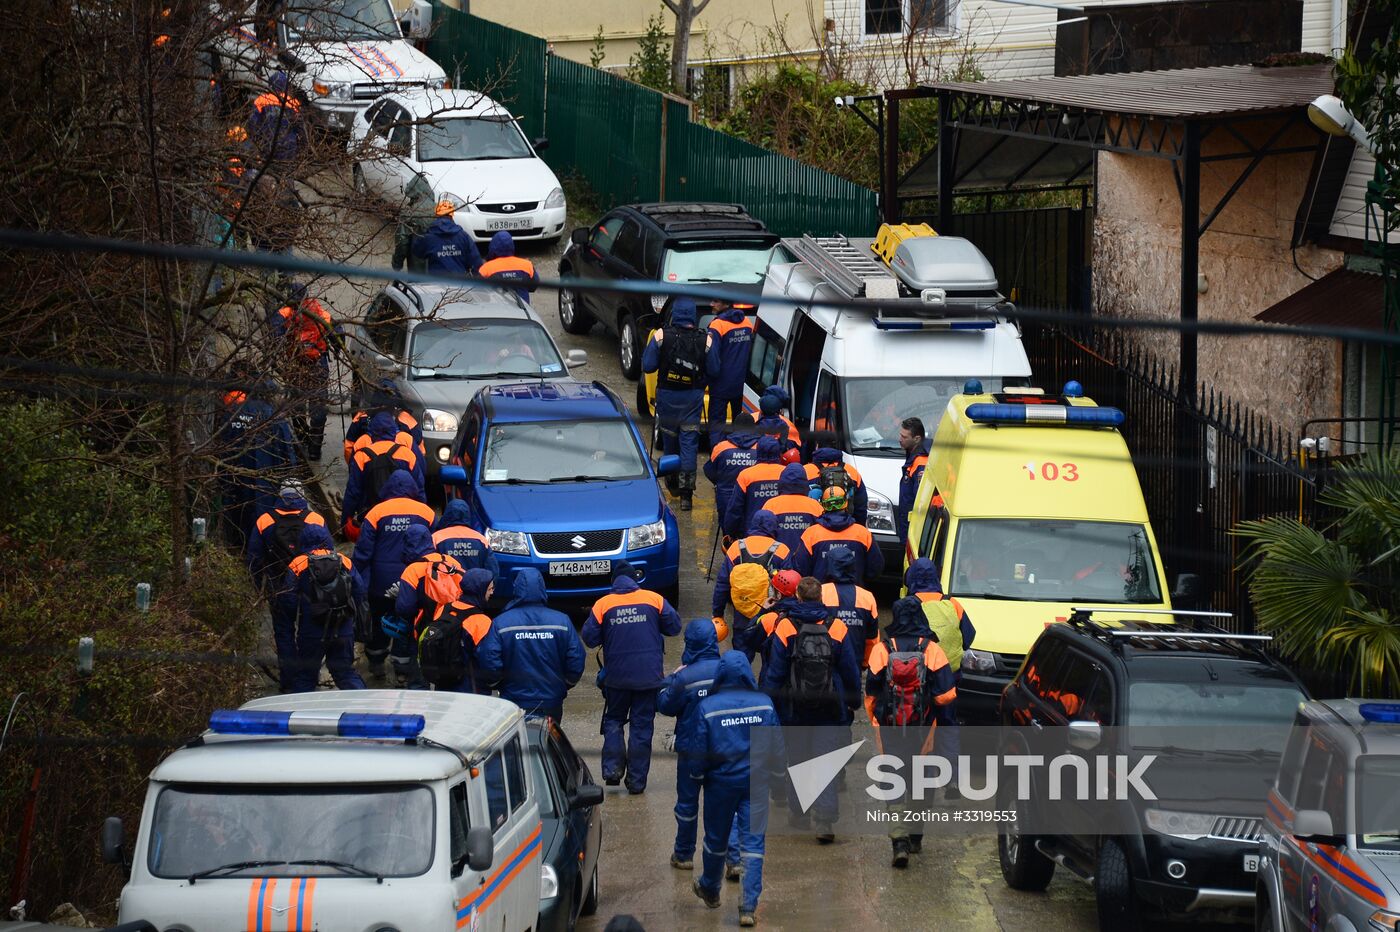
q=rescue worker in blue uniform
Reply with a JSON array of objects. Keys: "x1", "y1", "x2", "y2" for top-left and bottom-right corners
[
  {"x1": 758, "y1": 463, "x2": 823, "y2": 554},
  {"x1": 282, "y1": 524, "x2": 366, "y2": 693},
  {"x1": 793, "y1": 487, "x2": 885, "y2": 583},
  {"x1": 351, "y1": 471, "x2": 435, "y2": 679},
  {"x1": 756, "y1": 386, "x2": 801, "y2": 455},
  {"x1": 216, "y1": 381, "x2": 297, "y2": 550},
  {"x1": 808, "y1": 447, "x2": 868, "y2": 525},
  {"x1": 581, "y1": 561, "x2": 683, "y2": 794},
  {"x1": 477, "y1": 567, "x2": 585, "y2": 721},
  {"x1": 705, "y1": 300, "x2": 754, "y2": 445},
  {"x1": 341, "y1": 410, "x2": 424, "y2": 528},
  {"x1": 704, "y1": 411, "x2": 762, "y2": 521},
  {"x1": 642, "y1": 297, "x2": 711, "y2": 510},
  {"x1": 686, "y1": 651, "x2": 784, "y2": 928},
  {"x1": 659, "y1": 618, "x2": 724, "y2": 871},
  {"x1": 411, "y1": 200, "x2": 484, "y2": 276},
  {"x1": 896, "y1": 417, "x2": 931, "y2": 542},
  {"x1": 712, "y1": 511, "x2": 788, "y2": 637},
  {"x1": 247, "y1": 482, "x2": 326, "y2": 693},
  {"x1": 478, "y1": 231, "x2": 539, "y2": 304},
  {"x1": 432, "y1": 498, "x2": 499, "y2": 577},
  {"x1": 819, "y1": 545, "x2": 880, "y2": 668},
  {"x1": 721, "y1": 436, "x2": 788, "y2": 540},
  {"x1": 905, "y1": 557, "x2": 975, "y2": 778}
]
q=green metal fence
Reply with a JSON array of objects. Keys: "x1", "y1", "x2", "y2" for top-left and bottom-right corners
[{"x1": 426, "y1": 7, "x2": 877, "y2": 236}]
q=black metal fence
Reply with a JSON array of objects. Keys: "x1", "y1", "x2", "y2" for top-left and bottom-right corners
[{"x1": 1026, "y1": 325, "x2": 1319, "y2": 631}]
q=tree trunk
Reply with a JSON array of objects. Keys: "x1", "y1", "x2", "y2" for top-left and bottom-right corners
[{"x1": 670, "y1": 4, "x2": 693, "y2": 96}]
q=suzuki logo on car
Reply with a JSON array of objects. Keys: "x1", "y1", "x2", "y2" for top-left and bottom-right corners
[
  {"x1": 570, "y1": 535, "x2": 587, "y2": 550},
  {"x1": 501, "y1": 204, "x2": 517, "y2": 212}
]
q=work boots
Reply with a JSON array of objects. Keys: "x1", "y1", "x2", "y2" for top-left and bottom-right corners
[
  {"x1": 678, "y1": 471, "x2": 696, "y2": 511},
  {"x1": 891, "y1": 838, "x2": 911, "y2": 869}
]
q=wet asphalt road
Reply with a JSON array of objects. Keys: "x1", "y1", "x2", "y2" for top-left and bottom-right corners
[{"x1": 304, "y1": 206, "x2": 1228, "y2": 932}]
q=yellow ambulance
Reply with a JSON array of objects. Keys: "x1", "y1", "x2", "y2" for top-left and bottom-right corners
[{"x1": 905, "y1": 381, "x2": 1172, "y2": 715}]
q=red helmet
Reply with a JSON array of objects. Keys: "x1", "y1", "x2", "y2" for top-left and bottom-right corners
[
  {"x1": 771, "y1": 569, "x2": 801, "y2": 598},
  {"x1": 780, "y1": 446, "x2": 801, "y2": 465}
]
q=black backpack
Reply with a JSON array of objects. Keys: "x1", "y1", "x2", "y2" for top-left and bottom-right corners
[
  {"x1": 817, "y1": 463, "x2": 852, "y2": 497},
  {"x1": 787, "y1": 614, "x2": 839, "y2": 714},
  {"x1": 360, "y1": 446, "x2": 403, "y2": 515},
  {"x1": 419, "y1": 604, "x2": 472, "y2": 688},
  {"x1": 875, "y1": 635, "x2": 931, "y2": 728},
  {"x1": 305, "y1": 553, "x2": 356, "y2": 632},
  {"x1": 659, "y1": 326, "x2": 706, "y2": 390},
  {"x1": 737, "y1": 539, "x2": 782, "y2": 572},
  {"x1": 265, "y1": 510, "x2": 308, "y2": 571}
]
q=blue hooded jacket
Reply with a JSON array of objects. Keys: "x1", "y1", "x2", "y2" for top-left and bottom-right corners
[
  {"x1": 703, "y1": 427, "x2": 762, "y2": 520},
  {"x1": 351, "y1": 471, "x2": 436, "y2": 596},
  {"x1": 411, "y1": 216, "x2": 483, "y2": 275},
  {"x1": 761, "y1": 597, "x2": 863, "y2": 725},
  {"x1": 580, "y1": 575, "x2": 683, "y2": 689},
  {"x1": 721, "y1": 436, "x2": 788, "y2": 538},
  {"x1": 793, "y1": 509, "x2": 885, "y2": 582},
  {"x1": 821, "y1": 546, "x2": 879, "y2": 661},
  {"x1": 763, "y1": 463, "x2": 823, "y2": 553},
  {"x1": 811, "y1": 447, "x2": 868, "y2": 524},
  {"x1": 683, "y1": 651, "x2": 784, "y2": 784},
  {"x1": 642, "y1": 299, "x2": 707, "y2": 400},
  {"x1": 246, "y1": 485, "x2": 320, "y2": 585},
  {"x1": 280, "y1": 524, "x2": 366, "y2": 626},
  {"x1": 657, "y1": 619, "x2": 722, "y2": 757},
  {"x1": 905, "y1": 558, "x2": 976, "y2": 650},
  {"x1": 342, "y1": 411, "x2": 424, "y2": 520},
  {"x1": 432, "y1": 499, "x2": 500, "y2": 578},
  {"x1": 217, "y1": 393, "x2": 297, "y2": 517},
  {"x1": 477, "y1": 568, "x2": 586, "y2": 714},
  {"x1": 711, "y1": 510, "x2": 786, "y2": 617},
  {"x1": 704, "y1": 306, "x2": 754, "y2": 399},
  {"x1": 480, "y1": 231, "x2": 539, "y2": 303}
]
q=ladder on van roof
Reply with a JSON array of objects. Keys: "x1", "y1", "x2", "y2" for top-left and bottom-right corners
[{"x1": 784, "y1": 235, "x2": 902, "y2": 300}]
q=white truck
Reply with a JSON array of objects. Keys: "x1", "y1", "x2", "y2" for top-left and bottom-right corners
[
  {"x1": 745, "y1": 226, "x2": 1032, "y2": 572},
  {"x1": 209, "y1": 0, "x2": 444, "y2": 131}
]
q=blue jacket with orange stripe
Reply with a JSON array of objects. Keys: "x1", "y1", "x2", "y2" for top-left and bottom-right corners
[
  {"x1": 760, "y1": 464, "x2": 824, "y2": 553},
  {"x1": 897, "y1": 437, "x2": 931, "y2": 541},
  {"x1": 433, "y1": 500, "x2": 500, "y2": 577},
  {"x1": 721, "y1": 438, "x2": 788, "y2": 537},
  {"x1": 703, "y1": 429, "x2": 762, "y2": 520},
  {"x1": 581, "y1": 575, "x2": 682, "y2": 689},
  {"x1": 821, "y1": 547, "x2": 880, "y2": 667},
  {"x1": 705, "y1": 307, "x2": 754, "y2": 398},
  {"x1": 864, "y1": 596, "x2": 957, "y2": 735},
  {"x1": 794, "y1": 511, "x2": 885, "y2": 582},
  {"x1": 351, "y1": 472, "x2": 437, "y2": 596},
  {"x1": 761, "y1": 599, "x2": 863, "y2": 725},
  {"x1": 480, "y1": 233, "x2": 539, "y2": 303},
  {"x1": 280, "y1": 525, "x2": 367, "y2": 626}
]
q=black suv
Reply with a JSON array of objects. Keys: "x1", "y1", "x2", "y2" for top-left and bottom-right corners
[
  {"x1": 996, "y1": 611, "x2": 1309, "y2": 931},
  {"x1": 557, "y1": 203, "x2": 779, "y2": 379}
]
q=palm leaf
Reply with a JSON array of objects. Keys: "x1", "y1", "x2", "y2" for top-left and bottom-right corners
[
  {"x1": 1323, "y1": 449, "x2": 1400, "y2": 553},
  {"x1": 1234, "y1": 517, "x2": 1361, "y2": 662},
  {"x1": 1323, "y1": 609, "x2": 1400, "y2": 698}
]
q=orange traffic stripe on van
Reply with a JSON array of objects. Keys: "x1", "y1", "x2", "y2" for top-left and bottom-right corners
[
  {"x1": 244, "y1": 876, "x2": 317, "y2": 931},
  {"x1": 456, "y1": 824, "x2": 543, "y2": 928}
]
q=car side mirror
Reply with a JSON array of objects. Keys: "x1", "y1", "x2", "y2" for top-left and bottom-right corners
[
  {"x1": 465, "y1": 826, "x2": 494, "y2": 872},
  {"x1": 101, "y1": 816, "x2": 126, "y2": 866},
  {"x1": 439, "y1": 464, "x2": 469, "y2": 486},
  {"x1": 1293, "y1": 808, "x2": 1342, "y2": 845},
  {"x1": 570, "y1": 228, "x2": 589, "y2": 248},
  {"x1": 566, "y1": 349, "x2": 588, "y2": 369},
  {"x1": 532, "y1": 136, "x2": 550, "y2": 153},
  {"x1": 569, "y1": 784, "x2": 604, "y2": 810},
  {"x1": 374, "y1": 355, "x2": 400, "y2": 375},
  {"x1": 656, "y1": 454, "x2": 681, "y2": 478},
  {"x1": 1067, "y1": 720, "x2": 1101, "y2": 750},
  {"x1": 1171, "y1": 572, "x2": 1205, "y2": 608}
]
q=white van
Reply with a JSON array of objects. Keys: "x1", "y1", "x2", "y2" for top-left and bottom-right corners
[
  {"x1": 104, "y1": 691, "x2": 561, "y2": 932},
  {"x1": 210, "y1": 0, "x2": 444, "y2": 131},
  {"x1": 745, "y1": 226, "x2": 1031, "y2": 570}
]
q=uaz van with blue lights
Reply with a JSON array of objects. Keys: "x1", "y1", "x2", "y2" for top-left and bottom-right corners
[
  {"x1": 440, "y1": 381, "x2": 682, "y2": 607},
  {"x1": 103, "y1": 691, "x2": 546, "y2": 932}
]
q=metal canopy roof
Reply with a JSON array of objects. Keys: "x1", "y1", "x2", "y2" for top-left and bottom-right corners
[
  {"x1": 899, "y1": 127, "x2": 1096, "y2": 196},
  {"x1": 1255, "y1": 267, "x2": 1384, "y2": 331},
  {"x1": 924, "y1": 63, "x2": 1336, "y2": 120}
]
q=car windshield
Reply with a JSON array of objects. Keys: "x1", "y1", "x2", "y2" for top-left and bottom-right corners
[
  {"x1": 1127, "y1": 679, "x2": 1305, "y2": 753},
  {"x1": 148, "y1": 784, "x2": 433, "y2": 878},
  {"x1": 409, "y1": 318, "x2": 564, "y2": 379},
  {"x1": 285, "y1": 0, "x2": 398, "y2": 41},
  {"x1": 418, "y1": 117, "x2": 534, "y2": 162},
  {"x1": 661, "y1": 243, "x2": 776, "y2": 284},
  {"x1": 1358, "y1": 755, "x2": 1400, "y2": 848},
  {"x1": 482, "y1": 418, "x2": 648, "y2": 483},
  {"x1": 948, "y1": 518, "x2": 1162, "y2": 603},
  {"x1": 843, "y1": 377, "x2": 1003, "y2": 455}
]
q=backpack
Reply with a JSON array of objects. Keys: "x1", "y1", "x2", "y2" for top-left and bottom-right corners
[
  {"x1": 306, "y1": 553, "x2": 355, "y2": 632},
  {"x1": 359, "y1": 445, "x2": 403, "y2": 515},
  {"x1": 418, "y1": 604, "x2": 472, "y2": 688},
  {"x1": 422, "y1": 560, "x2": 462, "y2": 607},
  {"x1": 877, "y1": 635, "x2": 932, "y2": 727},
  {"x1": 658, "y1": 326, "x2": 706, "y2": 390},
  {"x1": 920, "y1": 598, "x2": 964, "y2": 673},
  {"x1": 787, "y1": 615, "x2": 838, "y2": 714},
  {"x1": 818, "y1": 464, "x2": 852, "y2": 497},
  {"x1": 265, "y1": 510, "x2": 308, "y2": 571},
  {"x1": 736, "y1": 539, "x2": 782, "y2": 572}
]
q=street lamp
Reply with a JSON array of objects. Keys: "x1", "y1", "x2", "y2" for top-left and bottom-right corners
[{"x1": 1308, "y1": 94, "x2": 1375, "y2": 154}]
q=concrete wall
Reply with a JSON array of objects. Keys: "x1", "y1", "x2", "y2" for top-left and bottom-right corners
[
  {"x1": 1093, "y1": 118, "x2": 1346, "y2": 435},
  {"x1": 468, "y1": 0, "x2": 821, "y2": 69}
]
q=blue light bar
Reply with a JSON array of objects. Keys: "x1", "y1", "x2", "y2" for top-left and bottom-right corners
[
  {"x1": 872, "y1": 318, "x2": 996, "y2": 332},
  {"x1": 966, "y1": 403, "x2": 1125, "y2": 427},
  {"x1": 1359, "y1": 703, "x2": 1400, "y2": 724},
  {"x1": 963, "y1": 379, "x2": 984, "y2": 394},
  {"x1": 208, "y1": 710, "x2": 426, "y2": 739}
]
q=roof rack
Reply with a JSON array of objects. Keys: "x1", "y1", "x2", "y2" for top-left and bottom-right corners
[
  {"x1": 1063, "y1": 608, "x2": 1273, "y2": 654},
  {"x1": 785, "y1": 234, "x2": 901, "y2": 300},
  {"x1": 635, "y1": 203, "x2": 747, "y2": 216}
]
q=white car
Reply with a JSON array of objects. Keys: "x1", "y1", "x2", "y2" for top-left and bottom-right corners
[
  {"x1": 209, "y1": 0, "x2": 444, "y2": 131},
  {"x1": 350, "y1": 88, "x2": 567, "y2": 243}
]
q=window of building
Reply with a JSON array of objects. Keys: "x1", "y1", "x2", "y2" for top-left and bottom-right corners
[{"x1": 865, "y1": 0, "x2": 953, "y2": 35}]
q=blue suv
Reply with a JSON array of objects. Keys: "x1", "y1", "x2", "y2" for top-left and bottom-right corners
[{"x1": 440, "y1": 381, "x2": 681, "y2": 607}]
